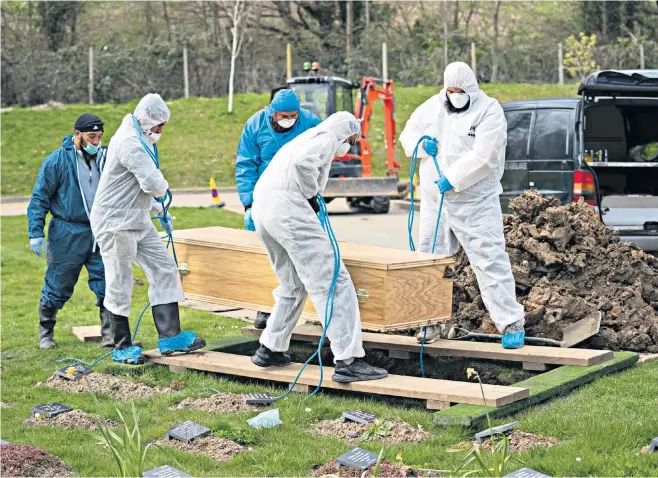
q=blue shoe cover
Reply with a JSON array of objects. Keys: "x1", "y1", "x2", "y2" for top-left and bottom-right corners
[
  {"x1": 112, "y1": 346, "x2": 143, "y2": 365},
  {"x1": 502, "y1": 330, "x2": 525, "y2": 349},
  {"x1": 158, "y1": 331, "x2": 198, "y2": 354}
]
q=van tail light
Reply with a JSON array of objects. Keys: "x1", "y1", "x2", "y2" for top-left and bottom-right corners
[{"x1": 573, "y1": 170, "x2": 597, "y2": 205}]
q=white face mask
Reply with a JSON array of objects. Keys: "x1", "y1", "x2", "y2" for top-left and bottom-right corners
[
  {"x1": 277, "y1": 118, "x2": 297, "y2": 129},
  {"x1": 336, "y1": 142, "x2": 351, "y2": 157},
  {"x1": 148, "y1": 132, "x2": 162, "y2": 144},
  {"x1": 449, "y1": 92, "x2": 470, "y2": 109}
]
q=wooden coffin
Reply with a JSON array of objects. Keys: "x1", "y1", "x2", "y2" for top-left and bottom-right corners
[{"x1": 171, "y1": 227, "x2": 454, "y2": 332}]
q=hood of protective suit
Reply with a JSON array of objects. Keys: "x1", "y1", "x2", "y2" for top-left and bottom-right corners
[
  {"x1": 312, "y1": 111, "x2": 361, "y2": 145},
  {"x1": 134, "y1": 93, "x2": 170, "y2": 132},
  {"x1": 444, "y1": 62, "x2": 479, "y2": 95},
  {"x1": 267, "y1": 89, "x2": 300, "y2": 114}
]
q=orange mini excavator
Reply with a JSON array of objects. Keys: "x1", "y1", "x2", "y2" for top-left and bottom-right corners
[{"x1": 271, "y1": 61, "x2": 401, "y2": 213}]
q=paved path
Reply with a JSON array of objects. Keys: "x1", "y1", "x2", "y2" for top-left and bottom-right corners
[{"x1": 3, "y1": 190, "x2": 418, "y2": 250}]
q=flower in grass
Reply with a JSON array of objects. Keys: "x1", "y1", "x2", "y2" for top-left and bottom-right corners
[
  {"x1": 396, "y1": 452, "x2": 403, "y2": 464},
  {"x1": 65, "y1": 367, "x2": 77, "y2": 377},
  {"x1": 466, "y1": 367, "x2": 477, "y2": 380},
  {"x1": 34, "y1": 413, "x2": 42, "y2": 420}
]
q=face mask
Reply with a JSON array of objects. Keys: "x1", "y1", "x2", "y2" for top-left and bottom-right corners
[
  {"x1": 277, "y1": 118, "x2": 297, "y2": 129},
  {"x1": 83, "y1": 141, "x2": 100, "y2": 156},
  {"x1": 449, "y1": 92, "x2": 470, "y2": 109},
  {"x1": 336, "y1": 142, "x2": 351, "y2": 157},
  {"x1": 148, "y1": 132, "x2": 162, "y2": 144}
]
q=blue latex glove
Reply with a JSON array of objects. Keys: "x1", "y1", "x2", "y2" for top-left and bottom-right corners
[
  {"x1": 423, "y1": 138, "x2": 438, "y2": 157},
  {"x1": 244, "y1": 208, "x2": 255, "y2": 231},
  {"x1": 434, "y1": 175, "x2": 454, "y2": 193},
  {"x1": 29, "y1": 237, "x2": 45, "y2": 258},
  {"x1": 159, "y1": 214, "x2": 174, "y2": 235}
]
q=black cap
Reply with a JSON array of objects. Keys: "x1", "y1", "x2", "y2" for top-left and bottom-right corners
[{"x1": 74, "y1": 113, "x2": 104, "y2": 133}]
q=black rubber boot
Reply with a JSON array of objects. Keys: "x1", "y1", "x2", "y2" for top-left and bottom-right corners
[
  {"x1": 152, "y1": 303, "x2": 206, "y2": 354},
  {"x1": 251, "y1": 345, "x2": 291, "y2": 368},
  {"x1": 332, "y1": 358, "x2": 388, "y2": 383},
  {"x1": 109, "y1": 311, "x2": 145, "y2": 365},
  {"x1": 38, "y1": 304, "x2": 58, "y2": 350},
  {"x1": 254, "y1": 312, "x2": 270, "y2": 330},
  {"x1": 99, "y1": 304, "x2": 114, "y2": 348},
  {"x1": 109, "y1": 312, "x2": 134, "y2": 350}
]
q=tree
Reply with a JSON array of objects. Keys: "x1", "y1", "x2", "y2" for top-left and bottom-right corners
[
  {"x1": 36, "y1": 1, "x2": 82, "y2": 51},
  {"x1": 219, "y1": 0, "x2": 251, "y2": 113},
  {"x1": 563, "y1": 32, "x2": 599, "y2": 80}
]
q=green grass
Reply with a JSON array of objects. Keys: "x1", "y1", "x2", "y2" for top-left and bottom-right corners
[
  {"x1": 0, "y1": 84, "x2": 577, "y2": 196},
  {"x1": 2, "y1": 208, "x2": 657, "y2": 476}
]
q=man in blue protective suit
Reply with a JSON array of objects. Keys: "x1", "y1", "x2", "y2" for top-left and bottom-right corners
[
  {"x1": 236, "y1": 89, "x2": 321, "y2": 330},
  {"x1": 28, "y1": 113, "x2": 114, "y2": 350}
]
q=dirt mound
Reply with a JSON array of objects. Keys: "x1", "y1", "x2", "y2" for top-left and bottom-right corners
[
  {"x1": 172, "y1": 393, "x2": 255, "y2": 413},
  {"x1": 25, "y1": 409, "x2": 118, "y2": 430},
  {"x1": 152, "y1": 436, "x2": 248, "y2": 463},
  {"x1": 477, "y1": 430, "x2": 557, "y2": 452},
  {"x1": 39, "y1": 373, "x2": 171, "y2": 400},
  {"x1": 1, "y1": 444, "x2": 70, "y2": 477},
  {"x1": 313, "y1": 419, "x2": 430, "y2": 444},
  {"x1": 451, "y1": 190, "x2": 658, "y2": 352},
  {"x1": 314, "y1": 459, "x2": 421, "y2": 477}
]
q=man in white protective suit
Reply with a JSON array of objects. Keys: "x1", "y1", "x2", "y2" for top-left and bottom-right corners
[
  {"x1": 399, "y1": 62, "x2": 526, "y2": 349},
  {"x1": 90, "y1": 93, "x2": 206, "y2": 365},
  {"x1": 250, "y1": 111, "x2": 389, "y2": 383}
]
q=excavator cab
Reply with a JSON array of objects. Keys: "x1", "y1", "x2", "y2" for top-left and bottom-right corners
[{"x1": 270, "y1": 63, "x2": 401, "y2": 213}]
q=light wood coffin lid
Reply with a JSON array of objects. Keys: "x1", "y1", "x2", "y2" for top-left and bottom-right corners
[{"x1": 172, "y1": 226, "x2": 455, "y2": 271}]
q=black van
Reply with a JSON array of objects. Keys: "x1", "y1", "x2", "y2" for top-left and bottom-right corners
[{"x1": 501, "y1": 69, "x2": 658, "y2": 251}]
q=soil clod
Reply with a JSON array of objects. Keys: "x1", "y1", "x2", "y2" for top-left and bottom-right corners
[
  {"x1": 313, "y1": 419, "x2": 430, "y2": 444},
  {"x1": 24, "y1": 409, "x2": 117, "y2": 430},
  {"x1": 0, "y1": 444, "x2": 70, "y2": 477},
  {"x1": 39, "y1": 373, "x2": 171, "y2": 400},
  {"x1": 172, "y1": 393, "x2": 255, "y2": 413},
  {"x1": 152, "y1": 436, "x2": 247, "y2": 463}
]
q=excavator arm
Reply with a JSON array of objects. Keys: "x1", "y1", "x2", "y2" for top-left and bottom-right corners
[{"x1": 354, "y1": 77, "x2": 401, "y2": 177}]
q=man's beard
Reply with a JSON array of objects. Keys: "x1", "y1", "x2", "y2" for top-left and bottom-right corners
[
  {"x1": 444, "y1": 98, "x2": 471, "y2": 114},
  {"x1": 79, "y1": 137, "x2": 98, "y2": 160}
]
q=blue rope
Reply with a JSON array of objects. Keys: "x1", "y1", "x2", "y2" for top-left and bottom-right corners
[
  {"x1": 273, "y1": 194, "x2": 340, "y2": 401},
  {"x1": 57, "y1": 119, "x2": 178, "y2": 369},
  {"x1": 408, "y1": 136, "x2": 446, "y2": 379}
]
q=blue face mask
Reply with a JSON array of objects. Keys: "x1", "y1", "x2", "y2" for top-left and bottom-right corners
[{"x1": 83, "y1": 141, "x2": 100, "y2": 155}]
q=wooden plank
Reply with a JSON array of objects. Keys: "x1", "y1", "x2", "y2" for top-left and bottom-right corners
[
  {"x1": 241, "y1": 326, "x2": 614, "y2": 367},
  {"x1": 172, "y1": 227, "x2": 454, "y2": 270},
  {"x1": 523, "y1": 362, "x2": 549, "y2": 372},
  {"x1": 72, "y1": 325, "x2": 101, "y2": 343},
  {"x1": 426, "y1": 400, "x2": 452, "y2": 411},
  {"x1": 144, "y1": 350, "x2": 529, "y2": 407}
]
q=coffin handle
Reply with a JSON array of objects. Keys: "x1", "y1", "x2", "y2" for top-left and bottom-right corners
[
  {"x1": 356, "y1": 288, "x2": 369, "y2": 304},
  {"x1": 178, "y1": 262, "x2": 191, "y2": 276}
]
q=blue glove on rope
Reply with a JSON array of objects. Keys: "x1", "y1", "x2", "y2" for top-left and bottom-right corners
[
  {"x1": 434, "y1": 175, "x2": 454, "y2": 194},
  {"x1": 424, "y1": 138, "x2": 438, "y2": 157},
  {"x1": 159, "y1": 214, "x2": 174, "y2": 235}
]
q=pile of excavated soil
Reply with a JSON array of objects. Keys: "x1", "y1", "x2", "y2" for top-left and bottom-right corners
[
  {"x1": 477, "y1": 430, "x2": 558, "y2": 452},
  {"x1": 314, "y1": 459, "x2": 421, "y2": 477},
  {"x1": 313, "y1": 419, "x2": 430, "y2": 444},
  {"x1": 38, "y1": 373, "x2": 171, "y2": 400},
  {"x1": 451, "y1": 190, "x2": 658, "y2": 352},
  {"x1": 152, "y1": 436, "x2": 248, "y2": 463},
  {"x1": 24, "y1": 409, "x2": 117, "y2": 430},
  {"x1": 171, "y1": 393, "x2": 255, "y2": 413},
  {"x1": 1, "y1": 444, "x2": 70, "y2": 477}
]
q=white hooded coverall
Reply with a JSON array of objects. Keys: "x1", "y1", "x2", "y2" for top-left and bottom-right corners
[
  {"x1": 90, "y1": 93, "x2": 184, "y2": 317},
  {"x1": 399, "y1": 62, "x2": 524, "y2": 333},
  {"x1": 252, "y1": 112, "x2": 364, "y2": 362}
]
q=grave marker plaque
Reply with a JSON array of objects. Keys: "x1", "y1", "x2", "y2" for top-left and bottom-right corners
[
  {"x1": 55, "y1": 363, "x2": 93, "y2": 381},
  {"x1": 31, "y1": 402, "x2": 73, "y2": 418},
  {"x1": 143, "y1": 465, "x2": 193, "y2": 477},
  {"x1": 0, "y1": 440, "x2": 9, "y2": 445},
  {"x1": 475, "y1": 421, "x2": 520, "y2": 444},
  {"x1": 649, "y1": 437, "x2": 658, "y2": 453},
  {"x1": 340, "y1": 409, "x2": 377, "y2": 425},
  {"x1": 336, "y1": 448, "x2": 379, "y2": 469},
  {"x1": 243, "y1": 392, "x2": 275, "y2": 405},
  {"x1": 504, "y1": 468, "x2": 552, "y2": 478},
  {"x1": 165, "y1": 421, "x2": 211, "y2": 444}
]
